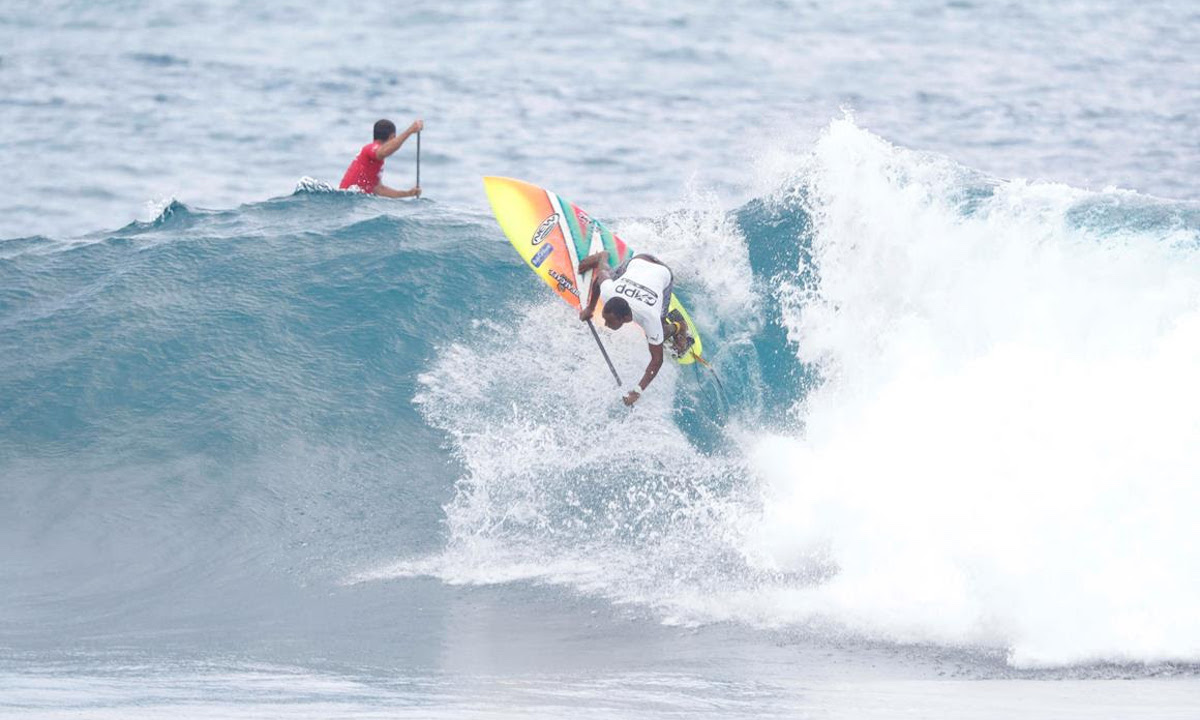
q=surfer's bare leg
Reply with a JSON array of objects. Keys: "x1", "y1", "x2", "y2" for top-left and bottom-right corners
[
  {"x1": 663, "y1": 320, "x2": 688, "y2": 356},
  {"x1": 662, "y1": 309, "x2": 692, "y2": 357}
]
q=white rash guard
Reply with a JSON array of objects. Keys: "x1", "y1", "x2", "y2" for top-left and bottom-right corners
[{"x1": 598, "y1": 257, "x2": 673, "y2": 345}]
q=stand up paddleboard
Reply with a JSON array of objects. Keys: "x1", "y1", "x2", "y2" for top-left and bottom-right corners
[{"x1": 483, "y1": 176, "x2": 706, "y2": 365}]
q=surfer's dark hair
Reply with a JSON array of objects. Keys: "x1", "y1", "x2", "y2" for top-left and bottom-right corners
[
  {"x1": 373, "y1": 119, "x2": 397, "y2": 141},
  {"x1": 603, "y1": 297, "x2": 633, "y2": 320}
]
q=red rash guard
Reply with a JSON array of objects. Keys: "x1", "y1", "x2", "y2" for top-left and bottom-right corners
[{"x1": 339, "y1": 141, "x2": 384, "y2": 193}]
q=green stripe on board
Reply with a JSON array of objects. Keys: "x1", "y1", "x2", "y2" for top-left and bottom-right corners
[
  {"x1": 599, "y1": 225, "x2": 623, "y2": 265},
  {"x1": 556, "y1": 194, "x2": 586, "y2": 260}
]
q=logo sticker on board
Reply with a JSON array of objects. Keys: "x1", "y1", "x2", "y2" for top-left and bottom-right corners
[
  {"x1": 531, "y1": 243, "x2": 554, "y2": 267},
  {"x1": 548, "y1": 269, "x2": 578, "y2": 297},
  {"x1": 531, "y1": 214, "x2": 559, "y2": 246}
]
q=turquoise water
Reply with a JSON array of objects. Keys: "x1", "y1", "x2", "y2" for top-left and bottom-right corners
[{"x1": 3, "y1": 1, "x2": 1200, "y2": 717}]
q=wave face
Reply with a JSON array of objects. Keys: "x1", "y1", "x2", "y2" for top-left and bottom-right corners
[{"x1": 4, "y1": 122, "x2": 1200, "y2": 670}]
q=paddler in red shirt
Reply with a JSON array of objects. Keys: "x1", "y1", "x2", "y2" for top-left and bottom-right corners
[{"x1": 339, "y1": 118, "x2": 423, "y2": 198}]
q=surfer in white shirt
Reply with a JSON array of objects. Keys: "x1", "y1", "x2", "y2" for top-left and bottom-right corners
[{"x1": 577, "y1": 251, "x2": 690, "y2": 406}]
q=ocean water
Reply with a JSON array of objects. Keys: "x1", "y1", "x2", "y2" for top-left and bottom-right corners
[{"x1": 3, "y1": 1, "x2": 1200, "y2": 717}]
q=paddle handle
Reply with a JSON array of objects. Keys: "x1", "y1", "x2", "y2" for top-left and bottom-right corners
[{"x1": 415, "y1": 131, "x2": 421, "y2": 189}]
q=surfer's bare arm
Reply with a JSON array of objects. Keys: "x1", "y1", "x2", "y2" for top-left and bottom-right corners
[
  {"x1": 625, "y1": 343, "x2": 664, "y2": 405},
  {"x1": 578, "y1": 268, "x2": 608, "y2": 321},
  {"x1": 578, "y1": 251, "x2": 609, "y2": 275},
  {"x1": 373, "y1": 183, "x2": 421, "y2": 199},
  {"x1": 577, "y1": 252, "x2": 611, "y2": 320},
  {"x1": 374, "y1": 119, "x2": 424, "y2": 160}
]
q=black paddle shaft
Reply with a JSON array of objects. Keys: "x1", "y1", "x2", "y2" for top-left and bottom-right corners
[{"x1": 586, "y1": 319, "x2": 623, "y2": 387}]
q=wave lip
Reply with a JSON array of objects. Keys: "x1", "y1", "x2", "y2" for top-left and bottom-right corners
[{"x1": 748, "y1": 119, "x2": 1200, "y2": 668}]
